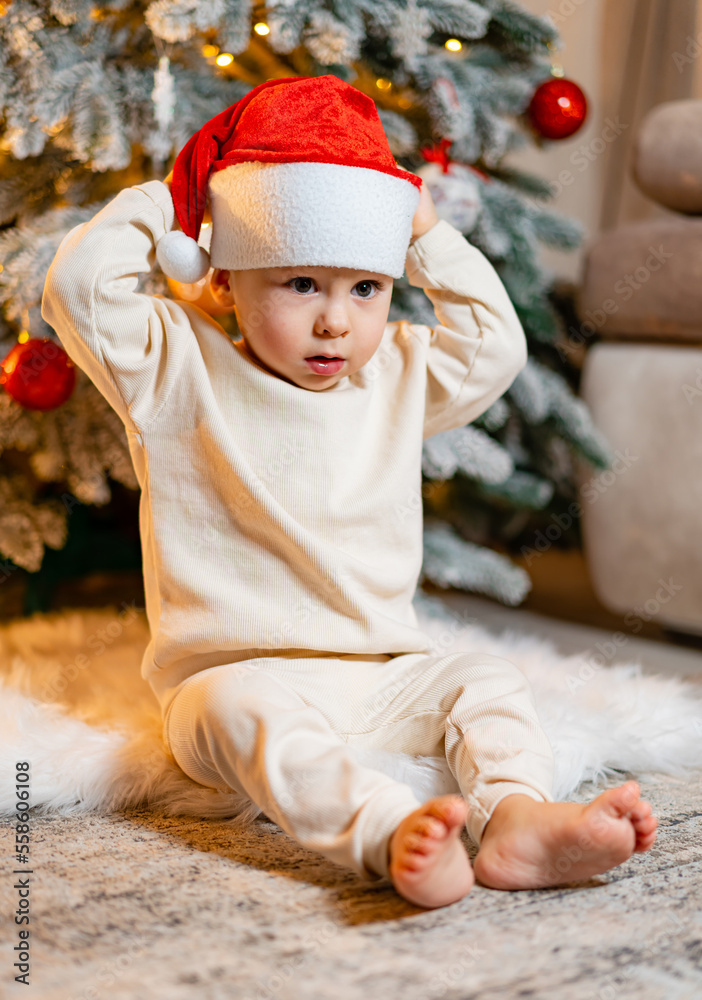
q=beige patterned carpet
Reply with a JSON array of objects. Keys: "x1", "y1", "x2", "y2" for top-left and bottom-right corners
[{"x1": 1, "y1": 775, "x2": 701, "y2": 999}]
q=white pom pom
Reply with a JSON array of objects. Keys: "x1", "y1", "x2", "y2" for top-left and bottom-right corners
[{"x1": 156, "y1": 230, "x2": 211, "y2": 283}]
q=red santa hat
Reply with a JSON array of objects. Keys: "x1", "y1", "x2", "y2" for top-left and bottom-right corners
[{"x1": 156, "y1": 74, "x2": 422, "y2": 284}]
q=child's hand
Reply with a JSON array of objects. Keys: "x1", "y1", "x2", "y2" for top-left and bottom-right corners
[{"x1": 396, "y1": 163, "x2": 439, "y2": 241}]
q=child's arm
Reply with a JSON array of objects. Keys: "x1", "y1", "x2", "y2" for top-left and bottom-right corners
[
  {"x1": 404, "y1": 219, "x2": 528, "y2": 440},
  {"x1": 41, "y1": 180, "x2": 192, "y2": 432}
]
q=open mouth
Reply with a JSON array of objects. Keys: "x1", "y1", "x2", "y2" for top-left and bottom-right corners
[{"x1": 305, "y1": 356, "x2": 345, "y2": 374}]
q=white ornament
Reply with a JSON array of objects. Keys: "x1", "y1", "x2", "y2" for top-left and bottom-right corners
[
  {"x1": 416, "y1": 161, "x2": 482, "y2": 233},
  {"x1": 152, "y1": 55, "x2": 175, "y2": 132},
  {"x1": 150, "y1": 55, "x2": 176, "y2": 165}
]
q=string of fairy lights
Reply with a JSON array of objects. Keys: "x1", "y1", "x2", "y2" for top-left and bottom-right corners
[{"x1": 204, "y1": 21, "x2": 465, "y2": 105}]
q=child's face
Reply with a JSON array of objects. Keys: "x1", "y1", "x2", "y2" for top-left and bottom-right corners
[{"x1": 209, "y1": 265, "x2": 394, "y2": 390}]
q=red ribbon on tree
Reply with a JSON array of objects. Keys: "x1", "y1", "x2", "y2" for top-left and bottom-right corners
[
  {"x1": 419, "y1": 138, "x2": 491, "y2": 182},
  {"x1": 420, "y1": 137, "x2": 453, "y2": 173}
]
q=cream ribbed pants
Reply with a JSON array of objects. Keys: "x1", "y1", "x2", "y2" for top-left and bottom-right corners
[{"x1": 163, "y1": 650, "x2": 554, "y2": 882}]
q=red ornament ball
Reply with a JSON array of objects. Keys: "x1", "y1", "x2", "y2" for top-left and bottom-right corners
[
  {"x1": 0, "y1": 337, "x2": 76, "y2": 410},
  {"x1": 528, "y1": 78, "x2": 588, "y2": 140}
]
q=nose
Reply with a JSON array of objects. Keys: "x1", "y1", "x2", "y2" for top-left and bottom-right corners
[{"x1": 313, "y1": 294, "x2": 349, "y2": 337}]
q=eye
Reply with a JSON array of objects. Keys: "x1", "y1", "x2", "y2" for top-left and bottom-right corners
[
  {"x1": 286, "y1": 277, "x2": 316, "y2": 294},
  {"x1": 353, "y1": 280, "x2": 384, "y2": 299}
]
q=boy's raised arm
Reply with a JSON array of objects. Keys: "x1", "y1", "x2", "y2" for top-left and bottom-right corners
[
  {"x1": 404, "y1": 219, "x2": 528, "y2": 440},
  {"x1": 41, "y1": 180, "x2": 194, "y2": 433}
]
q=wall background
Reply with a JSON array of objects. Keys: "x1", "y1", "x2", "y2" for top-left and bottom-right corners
[{"x1": 509, "y1": 0, "x2": 702, "y2": 283}]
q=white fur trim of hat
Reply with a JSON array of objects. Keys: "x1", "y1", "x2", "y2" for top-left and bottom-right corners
[{"x1": 208, "y1": 160, "x2": 418, "y2": 278}]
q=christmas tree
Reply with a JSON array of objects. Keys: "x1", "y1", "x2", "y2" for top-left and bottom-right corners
[{"x1": 0, "y1": 0, "x2": 612, "y2": 611}]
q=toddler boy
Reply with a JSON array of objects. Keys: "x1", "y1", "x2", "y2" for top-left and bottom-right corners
[{"x1": 42, "y1": 75, "x2": 656, "y2": 909}]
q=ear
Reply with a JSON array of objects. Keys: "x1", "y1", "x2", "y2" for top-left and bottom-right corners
[{"x1": 210, "y1": 268, "x2": 235, "y2": 307}]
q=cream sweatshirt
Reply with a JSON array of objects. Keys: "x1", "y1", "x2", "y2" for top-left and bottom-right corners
[{"x1": 41, "y1": 180, "x2": 528, "y2": 716}]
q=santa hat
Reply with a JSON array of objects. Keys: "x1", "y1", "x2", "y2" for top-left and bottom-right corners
[{"x1": 156, "y1": 74, "x2": 422, "y2": 283}]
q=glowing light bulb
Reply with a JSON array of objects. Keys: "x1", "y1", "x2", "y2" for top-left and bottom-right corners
[
  {"x1": 202, "y1": 44, "x2": 219, "y2": 58},
  {"x1": 216, "y1": 53, "x2": 234, "y2": 67},
  {"x1": 445, "y1": 39, "x2": 462, "y2": 52},
  {"x1": 254, "y1": 23, "x2": 270, "y2": 35},
  {"x1": 375, "y1": 78, "x2": 391, "y2": 90}
]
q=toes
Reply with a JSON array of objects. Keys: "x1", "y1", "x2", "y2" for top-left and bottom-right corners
[
  {"x1": 394, "y1": 839, "x2": 429, "y2": 866},
  {"x1": 391, "y1": 798, "x2": 468, "y2": 872},
  {"x1": 401, "y1": 819, "x2": 453, "y2": 856},
  {"x1": 427, "y1": 795, "x2": 467, "y2": 828},
  {"x1": 406, "y1": 812, "x2": 456, "y2": 851},
  {"x1": 404, "y1": 833, "x2": 432, "y2": 856},
  {"x1": 635, "y1": 830, "x2": 658, "y2": 852},
  {"x1": 599, "y1": 781, "x2": 641, "y2": 818},
  {"x1": 415, "y1": 816, "x2": 448, "y2": 840},
  {"x1": 394, "y1": 857, "x2": 422, "y2": 874},
  {"x1": 633, "y1": 815, "x2": 657, "y2": 836},
  {"x1": 634, "y1": 816, "x2": 658, "y2": 840},
  {"x1": 629, "y1": 800, "x2": 653, "y2": 822},
  {"x1": 618, "y1": 780, "x2": 641, "y2": 809}
]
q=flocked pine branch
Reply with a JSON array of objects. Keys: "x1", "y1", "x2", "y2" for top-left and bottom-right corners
[
  {"x1": 422, "y1": 519, "x2": 531, "y2": 606},
  {"x1": 422, "y1": 425, "x2": 514, "y2": 485}
]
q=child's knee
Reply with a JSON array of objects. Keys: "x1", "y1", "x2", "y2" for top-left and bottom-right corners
[
  {"x1": 182, "y1": 663, "x2": 303, "y2": 748},
  {"x1": 448, "y1": 651, "x2": 534, "y2": 695},
  {"x1": 168, "y1": 664, "x2": 257, "y2": 744}
]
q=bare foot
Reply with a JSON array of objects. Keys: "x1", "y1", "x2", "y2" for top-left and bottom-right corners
[
  {"x1": 473, "y1": 780, "x2": 658, "y2": 890},
  {"x1": 388, "y1": 794, "x2": 474, "y2": 908}
]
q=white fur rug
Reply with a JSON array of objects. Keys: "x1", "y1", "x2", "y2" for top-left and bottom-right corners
[{"x1": 1, "y1": 592, "x2": 701, "y2": 825}]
